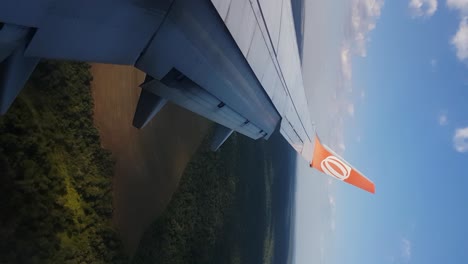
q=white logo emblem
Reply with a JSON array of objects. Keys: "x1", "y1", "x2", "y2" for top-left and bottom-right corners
[{"x1": 320, "y1": 155, "x2": 351, "y2": 181}]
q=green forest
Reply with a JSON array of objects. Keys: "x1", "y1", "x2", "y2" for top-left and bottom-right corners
[
  {"x1": 0, "y1": 60, "x2": 290, "y2": 264},
  {"x1": 0, "y1": 61, "x2": 127, "y2": 263},
  {"x1": 131, "y1": 135, "x2": 240, "y2": 263},
  {"x1": 131, "y1": 134, "x2": 278, "y2": 264}
]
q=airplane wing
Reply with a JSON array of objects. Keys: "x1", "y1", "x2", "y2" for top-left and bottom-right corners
[
  {"x1": 211, "y1": 0, "x2": 374, "y2": 193},
  {"x1": 0, "y1": 0, "x2": 373, "y2": 192},
  {"x1": 211, "y1": 0, "x2": 315, "y2": 162}
]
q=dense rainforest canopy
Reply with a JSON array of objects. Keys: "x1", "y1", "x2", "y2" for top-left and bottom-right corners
[{"x1": 0, "y1": 61, "x2": 127, "y2": 263}]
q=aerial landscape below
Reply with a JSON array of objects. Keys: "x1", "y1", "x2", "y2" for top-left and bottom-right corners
[
  {"x1": 3, "y1": 0, "x2": 468, "y2": 263},
  {"x1": 0, "y1": 61, "x2": 297, "y2": 263}
]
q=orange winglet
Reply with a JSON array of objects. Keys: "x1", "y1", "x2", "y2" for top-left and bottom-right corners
[{"x1": 310, "y1": 135, "x2": 375, "y2": 194}]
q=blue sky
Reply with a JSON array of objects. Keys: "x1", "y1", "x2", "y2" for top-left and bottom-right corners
[{"x1": 295, "y1": 0, "x2": 468, "y2": 263}]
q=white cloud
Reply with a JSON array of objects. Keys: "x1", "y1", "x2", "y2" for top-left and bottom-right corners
[
  {"x1": 401, "y1": 238, "x2": 412, "y2": 262},
  {"x1": 447, "y1": 0, "x2": 468, "y2": 13},
  {"x1": 447, "y1": 0, "x2": 468, "y2": 62},
  {"x1": 409, "y1": 0, "x2": 438, "y2": 17},
  {"x1": 454, "y1": 127, "x2": 468, "y2": 152},
  {"x1": 347, "y1": 103, "x2": 355, "y2": 117},
  {"x1": 341, "y1": 47, "x2": 352, "y2": 81},
  {"x1": 338, "y1": 143, "x2": 346, "y2": 152},
  {"x1": 340, "y1": 0, "x2": 384, "y2": 81},
  {"x1": 349, "y1": 0, "x2": 384, "y2": 57},
  {"x1": 438, "y1": 112, "x2": 448, "y2": 125},
  {"x1": 331, "y1": 1, "x2": 383, "y2": 155},
  {"x1": 306, "y1": 4, "x2": 378, "y2": 168},
  {"x1": 452, "y1": 17, "x2": 468, "y2": 62},
  {"x1": 329, "y1": 117, "x2": 347, "y2": 155}
]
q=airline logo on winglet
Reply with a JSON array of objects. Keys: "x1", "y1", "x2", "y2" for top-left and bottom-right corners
[
  {"x1": 310, "y1": 135, "x2": 375, "y2": 194},
  {"x1": 320, "y1": 155, "x2": 351, "y2": 181}
]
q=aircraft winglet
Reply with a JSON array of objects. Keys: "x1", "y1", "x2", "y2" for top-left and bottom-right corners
[{"x1": 310, "y1": 135, "x2": 375, "y2": 194}]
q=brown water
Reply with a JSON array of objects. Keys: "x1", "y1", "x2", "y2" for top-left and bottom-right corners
[{"x1": 91, "y1": 64, "x2": 211, "y2": 255}]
